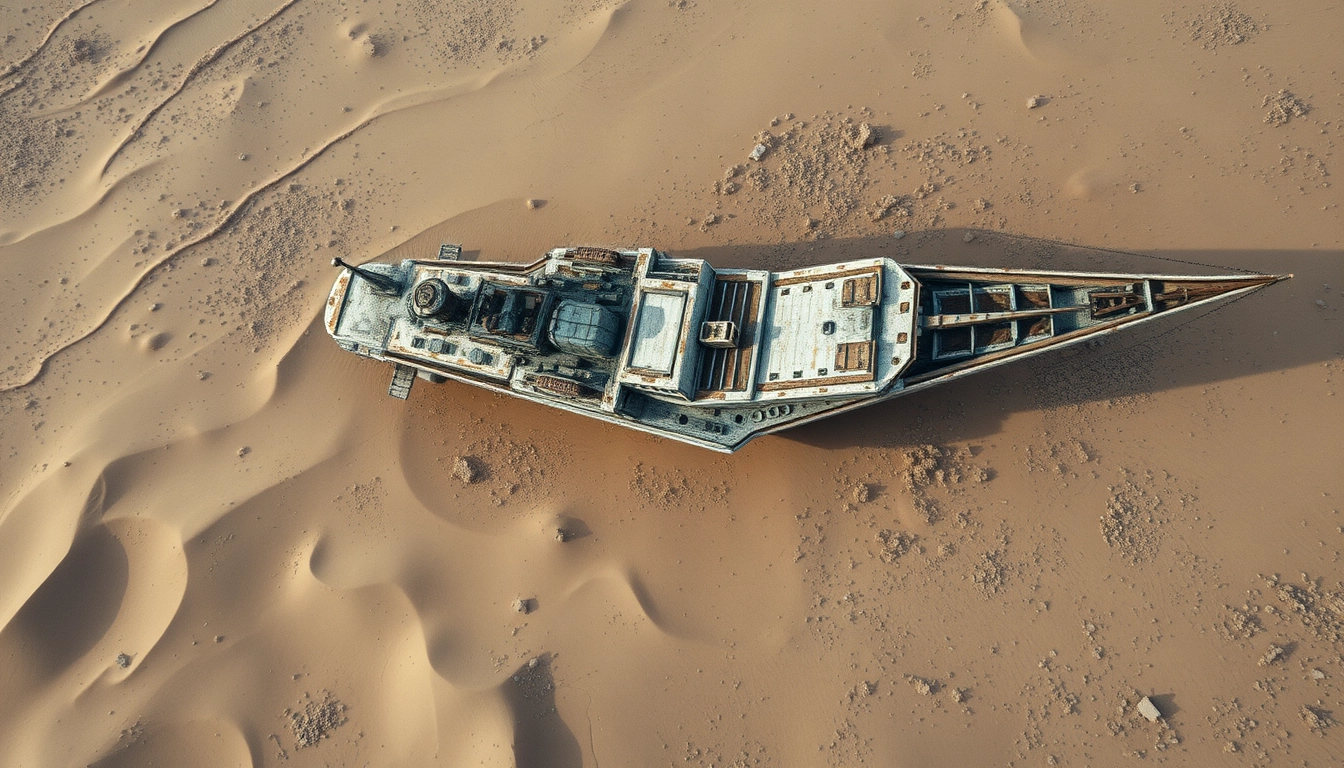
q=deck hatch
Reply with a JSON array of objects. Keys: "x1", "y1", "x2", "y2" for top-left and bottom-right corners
[
  {"x1": 841, "y1": 274, "x2": 881, "y2": 307},
  {"x1": 834, "y1": 340, "x2": 875, "y2": 372},
  {"x1": 628, "y1": 291, "x2": 687, "y2": 374}
]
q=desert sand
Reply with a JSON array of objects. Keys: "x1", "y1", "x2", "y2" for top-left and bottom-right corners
[{"x1": 1, "y1": 0, "x2": 1341, "y2": 765}]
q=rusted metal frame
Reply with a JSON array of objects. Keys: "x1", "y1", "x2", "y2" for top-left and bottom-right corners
[
  {"x1": 758, "y1": 372, "x2": 875, "y2": 392},
  {"x1": 921, "y1": 305, "x2": 1084, "y2": 329},
  {"x1": 325, "y1": 272, "x2": 351, "y2": 334},
  {"x1": 773, "y1": 265, "x2": 880, "y2": 288},
  {"x1": 905, "y1": 264, "x2": 1278, "y2": 284},
  {"x1": 409, "y1": 256, "x2": 549, "y2": 273}
]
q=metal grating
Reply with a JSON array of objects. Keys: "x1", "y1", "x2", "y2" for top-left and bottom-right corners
[{"x1": 696, "y1": 279, "x2": 760, "y2": 392}]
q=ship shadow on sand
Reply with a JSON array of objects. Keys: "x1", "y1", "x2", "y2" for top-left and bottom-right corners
[
  {"x1": 678, "y1": 232, "x2": 1341, "y2": 451},
  {"x1": 501, "y1": 653, "x2": 583, "y2": 768}
]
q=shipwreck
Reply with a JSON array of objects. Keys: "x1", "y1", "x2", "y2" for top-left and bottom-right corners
[{"x1": 325, "y1": 244, "x2": 1286, "y2": 451}]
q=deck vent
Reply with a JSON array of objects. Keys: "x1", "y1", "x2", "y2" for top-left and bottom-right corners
[{"x1": 698, "y1": 320, "x2": 739, "y2": 349}]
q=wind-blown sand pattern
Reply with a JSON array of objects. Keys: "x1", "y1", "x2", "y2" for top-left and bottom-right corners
[{"x1": 1, "y1": 0, "x2": 1340, "y2": 765}]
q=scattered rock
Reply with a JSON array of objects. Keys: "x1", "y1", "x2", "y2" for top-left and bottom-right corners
[
  {"x1": 1026, "y1": 96, "x2": 1043, "y2": 109},
  {"x1": 875, "y1": 529, "x2": 914, "y2": 563},
  {"x1": 1300, "y1": 704, "x2": 1334, "y2": 735},
  {"x1": 843, "y1": 121, "x2": 877, "y2": 150},
  {"x1": 512, "y1": 597, "x2": 533, "y2": 614},
  {"x1": 287, "y1": 692, "x2": 348, "y2": 748},
  {"x1": 452, "y1": 456, "x2": 478, "y2": 484},
  {"x1": 851, "y1": 483, "x2": 871, "y2": 504},
  {"x1": 525, "y1": 198, "x2": 542, "y2": 209},
  {"x1": 1188, "y1": 3, "x2": 1261, "y2": 49},
  {"x1": 905, "y1": 674, "x2": 938, "y2": 695},
  {"x1": 115, "y1": 653, "x2": 132, "y2": 669},
  {"x1": 1100, "y1": 482, "x2": 1164, "y2": 564},
  {"x1": 972, "y1": 550, "x2": 1007, "y2": 597},
  {"x1": 1258, "y1": 643, "x2": 1286, "y2": 666},
  {"x1": 749, "y1": 143, "x2": 769, "y2": 161},
  {"x1": 1263, "y1": 90, "x2": 1309, "y2": 126},
  {"x1": 237, "y1": 446, "x2": 250, "y2": 457},
  {"x1": 554, "y1": 527, "x2": 572, "y2": 542},
  {"x1": 893, "y1": 230, "x2": 905, "y2": 239}
]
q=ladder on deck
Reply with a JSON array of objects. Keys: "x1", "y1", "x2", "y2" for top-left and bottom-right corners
[{"x1": 388, "y1": 364, "x2": 416, "y2": 399}]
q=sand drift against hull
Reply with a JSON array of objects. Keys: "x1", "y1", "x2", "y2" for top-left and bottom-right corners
[{"x1": 326, "y1": 245, "x2": 1288, "y2": 451}]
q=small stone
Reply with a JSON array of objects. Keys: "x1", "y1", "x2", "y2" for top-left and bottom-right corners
[
  {"x1": 452, "y1": 456, "x2": 478, "y2": 484},
  {"x1": 214, "y1": 635, "x2": 224, "y2": 643},
  {"x1": 846, "y1": 122, "x2": 877, "y2": 149},
  {"x1": 512, "y1": 598, "x2": 532, "y2": 614},
  {"x1": 237, "y1": 446, "x2": 250, "y2": 457},
  {"x1": 1137, "y1": 696, "x2": 1162, "y2": 722},
  {"x1": 1315, "y1": 299, "x2": 1328, "y2": 308},
  {"x1": 1259, "y1": 643, "x2": 1286, "y2": 666},
  {"x1": 749, "y1": 143, "x2": 769, "y2": 161},
  {"x1": 893, "y1": 230, "x2": 905, "y2": 240},
  {"x1": 1311, "y1": 668, "x2": 1326, "y2": 680},
  {"x1": 1026, "y1": 96, "x2": 1043, "y2": 109},
  {"x1": 115, "y1": 653, "x2": 132, "y2": 668},
  {"x1": 238, "y1": 153, "x2": 249, "y2": 161},
  {"x1": 851, "y1": 483, "x2": 871, "y2": 503},
  {"x1": 525, "y1": 198, "x2": 541, "y2": 209},
  {"x1": 962, "y1": 232, "x2": 975, "y2": 243},
  {"x1": 554, "y1": 528, "x2": 572, "y2": 542},
  {"x1": 527, "y1": 656, "x2": 540, "y2": 669}
]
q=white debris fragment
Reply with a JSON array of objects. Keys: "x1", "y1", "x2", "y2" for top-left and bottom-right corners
[
  {"x1": 1137, "y1": 696, "x2": 1162, "y2": 722},
  {"x1": 749, "y1": 143, "x2": 769, "y2": 161}
]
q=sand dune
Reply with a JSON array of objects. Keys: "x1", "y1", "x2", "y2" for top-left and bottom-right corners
[{"x1": 1, "y1": 0, "x2": 1340, "y2": 765}]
